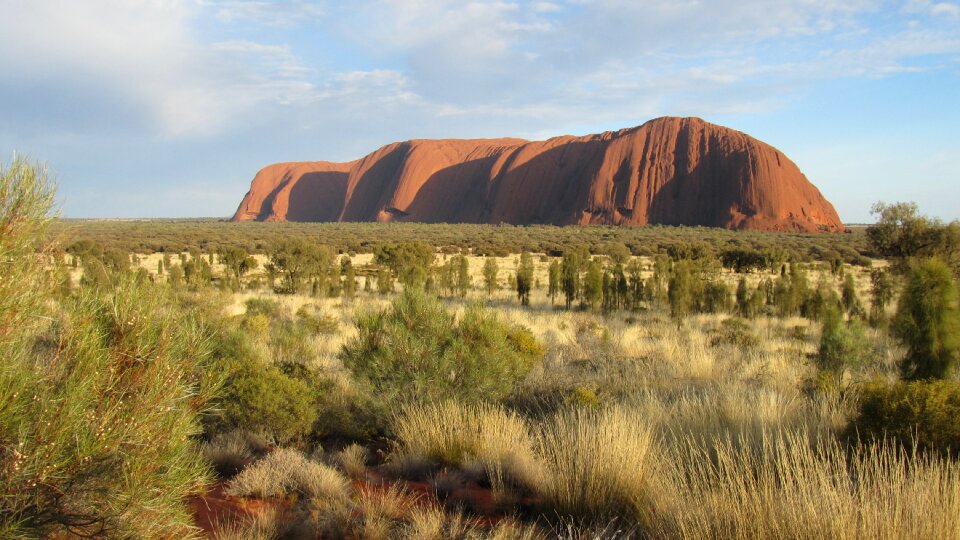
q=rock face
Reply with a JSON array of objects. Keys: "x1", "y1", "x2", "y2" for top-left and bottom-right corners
[{"x1": 232, "y1": 117, "x2": 844, "y2": 232}]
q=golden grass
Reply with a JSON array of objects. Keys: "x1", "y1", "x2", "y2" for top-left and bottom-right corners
[
  {"x1": 210, "y1": 508, "x2": 279, "y2": 540},
  {"x1": 533, "y1": 405, "x2": 655, "y2": 520},
  {"x1": 391, "y1": 401, "x2": 543, "y2": 491},
  {"x1": 646, "y1": 433, "x2": 960, "y2": 539},
  {"x1": 226, "y1": 448, "x2": 349, "y2": 500},
  {"x1": 331, "y1": 443, "x2": 370, "y2": 480}
]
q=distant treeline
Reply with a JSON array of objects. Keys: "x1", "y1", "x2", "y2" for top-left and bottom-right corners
[{"x1": 53, "y1": 219, "x2": 872, "y2": 264}]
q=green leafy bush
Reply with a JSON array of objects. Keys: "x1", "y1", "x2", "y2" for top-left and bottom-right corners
[
  {"x1": 849, "y1": 380, "x2": 960, "y2": 456},
  {"x1": 1, "y1": 283, "x2": 218, "y2": 536},
  {"x1": 204, "y1": 324, "x2": 317, "y2": 442},
  {"x1": 340, "y1": 291, "x2": 543, "y2": 413},
  {"x1": 213, "y1": 359, "x2": 318, "y2": 443}
]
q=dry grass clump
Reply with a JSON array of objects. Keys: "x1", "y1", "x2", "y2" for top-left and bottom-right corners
[
  {"x1": 226, "y1": 448, "x2": 349, "y2": 500},
  {"x1": 211, "y1": 508, "x2": 279, "y2": 540},
  {"x1": 202, "y1": 430, "x2": 272, "y2": 478},
  {"x1": 332, "y1": 443, "x2": 370, "y2": 479},
  {"x1": 391, "y1": 401, "x2": 542, "y2": 490},
  {"x1": 533, "y1": 405, "x2": 655, "y2": 521},
  {"x1": 646, "y1": 432, "x2": 960, "y2": 539}
]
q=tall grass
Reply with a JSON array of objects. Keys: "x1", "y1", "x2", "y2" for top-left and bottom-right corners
[
  {"x1": 647, "y1": 432, "x2": 960, "y2": 539},
  {"x1": 533, "y1": 406, "x2": 655, "y2": 521},
  {"x1": 391, "y1": 401, "x2": 542, "y2": 490},
  {"x1": 389, "y1": 398, "x2": 960, "y2": 538}
]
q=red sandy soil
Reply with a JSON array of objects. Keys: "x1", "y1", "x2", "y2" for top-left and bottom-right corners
[
  {"x1": 192, "y1": 469, "x2": 536, "y2": 537},
  {"x1": 232, "y1": 116, "x2": 844, "y2": 233},
  {"x1": 191, "y1": 481, "x2": 291, "y2": 534}
]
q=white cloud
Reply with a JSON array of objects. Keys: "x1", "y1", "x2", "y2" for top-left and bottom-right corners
[
  {"x1": 904, "y1": 0, "x2": 960, "y2": 17},
  {"x1": 0, "y1": 0, "x2": 324, "y2": 138},
  {"x1": 204, "y1": 0, "x2": 325, "y2": 26}
]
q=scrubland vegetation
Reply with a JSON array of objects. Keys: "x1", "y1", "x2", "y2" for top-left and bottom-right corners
[{"x1": 4, "y1": 157, "x2": 960, "y2": 538}]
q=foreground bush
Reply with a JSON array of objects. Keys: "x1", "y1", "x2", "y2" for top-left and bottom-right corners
[
  {"x1": 849, "y1": 380, "x2": 960, "y2": 456},
  {"x1": 340, "y1": 291, "x2": 543, "y2": 411},
  {"x1": 0, "y1": 158, "x2": 218, "y2": 537},
  {"x1": 0, "y1": 283, "x2": 217, "y2": 536}
]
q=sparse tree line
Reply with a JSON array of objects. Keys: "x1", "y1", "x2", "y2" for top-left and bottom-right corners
[
  {"x1": 61, "y1": 199, "x2": 960, "y2": 390},
  {"x1": 56, "y1": 215, "x2": 873, "y2": 265}
]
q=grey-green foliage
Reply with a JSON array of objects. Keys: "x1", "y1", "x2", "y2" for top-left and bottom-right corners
[
  {"x1": 869, "y1": 267, "x2": 895, "y2": 327},
  {"x1": 668, "y1": 259, "x2": 703, "y2": 319},
  {"x1": 218, "y1": 245, "x2": 258, "y2": 291},
  {"x1": 340, "y1": 290, "x2": 543, "y2": 419},
  {"x1": 374, "y1": 241, "x2": 435, "y2": 289},
  {"x1": 817, "y1": 305, "x2": 872, "y2": 382},
  {"x1": 516, "y1": 252, "x2": 534, "y2": 306},
  {"x1": 867, "y1": 202, "x2": 960, "y2": 270},
  {"x1": 268, "y1": 239, "x2": 333, "y2": 294},
  {"x1": 483, "y1": 257, "x2": 499, "y2": 296},
  {"x1": 0, "y1": 157, "x2": 218, "y2": 537},
  {"x1": 894, "y1": 257, "x2": 960, "y2": 380}
]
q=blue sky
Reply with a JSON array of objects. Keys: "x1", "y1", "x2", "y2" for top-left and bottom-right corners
[{"x1": 1, "y1": 0, "x2": 958, "y2": 222}]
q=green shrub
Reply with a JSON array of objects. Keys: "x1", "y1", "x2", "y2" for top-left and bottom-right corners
[
  {"x1": 244, "y1": 297, "x2": 283, "y2": 318},
  {"x1": 214, "y1": 360, "x2": 318, "y2": 443},
  {"x1": 709, "y1": 318, "x2": 760, "y2": 349},
  {"x1": 849, "y1": 380, "x2": 960, "y2": 456},
  {"x1": 1, "y1": 281, "x2": 219, "y2": 537},
  {"x1": 894, "y1": 257, "x2": 960, "y2": 380},
  {"x1": 340, "y1": 291, "x2": 543, "y2": 412},
  {"x1": 0, "y1": 158, "x2": 218, "y2": 537},
  {"x1": 270, "y1": 319, "x2": 318, "y2": 365},
  {"x1": 296, "y1": 304, "x2": 339, "y2": 335},
  {"x1": 817, "y1": 307, "x2": 872, "y2": 381}
]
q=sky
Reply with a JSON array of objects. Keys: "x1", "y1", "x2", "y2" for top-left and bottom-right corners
[{"x1": 0, "y1": 0, "x2": 958, "y2": 223}]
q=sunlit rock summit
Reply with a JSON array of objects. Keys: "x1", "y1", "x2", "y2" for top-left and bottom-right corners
[{"x1": 232, "y1": 117, "x2": 844, "y2": 233}]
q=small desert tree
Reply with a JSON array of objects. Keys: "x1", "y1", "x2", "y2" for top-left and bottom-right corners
[
  {"x1": 560, "y1": 252, "x2": 580, "y2": 309},
  {"x1": 483, "y1": 257, "x2": 499, "y2": 296},
  {"x1": 668, "y1": 259, "x2": 702, "y2": 320},
  {"x1": 341, "y1": 256, "x2": 357, "y2": 299},
  {"x1": 218, "y1": 245, "x2": 258, "y2": 290},
  {"x1": 818, "y1": 304, "x2": 872, "y2": 384},
  {"x1": 516, "y1": 252, "x2": 535, "y2": 306},
  {"x1": 455, "y1": 254, "x2": 471, "y2": 297},
  {"x1": 869, "y1": 267, "x2": 896, "y2": 327},
  {"x1": 894, "y1": 257, "x2": 960, "y2": 380},
  {"x1": 582, "y1": 259, "x2": 603, "y2": 310}
]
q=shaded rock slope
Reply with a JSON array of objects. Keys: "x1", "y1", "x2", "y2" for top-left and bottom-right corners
[{"x1": 232, "y1": 117, "x2": 843, "y2": 232}]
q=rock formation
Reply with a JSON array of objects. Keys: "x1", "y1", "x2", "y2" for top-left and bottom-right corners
[{"x1": 232, "y1": 117, "x2": 844, "y2": 232}]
